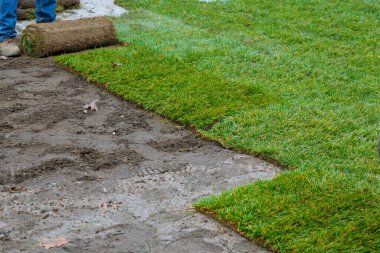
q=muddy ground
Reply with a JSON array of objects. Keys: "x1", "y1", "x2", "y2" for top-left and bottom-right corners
[{"x1": 0, "y1": 57, "x2": 278, "y2": 253}]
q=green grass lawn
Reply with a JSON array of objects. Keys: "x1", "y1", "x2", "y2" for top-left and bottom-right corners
[{"x1": 57, "y1": 0, "x2": 380, "y2": 252}]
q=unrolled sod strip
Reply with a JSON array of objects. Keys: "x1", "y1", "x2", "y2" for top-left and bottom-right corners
[
  {"x1": 21, "y1": 17, "x2": 118, "y2": 57},
  {"x1": 18, "y1": 0, "x2": 80, "y2": 10}
]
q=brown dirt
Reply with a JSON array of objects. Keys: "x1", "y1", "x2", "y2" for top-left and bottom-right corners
[{"x1": 0, "y1": 57, "x2": 278, "y2": 252}]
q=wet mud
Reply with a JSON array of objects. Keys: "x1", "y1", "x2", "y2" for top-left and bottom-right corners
[{"x1": 0, "y1": 57, "x2": 278, "y2": 252}]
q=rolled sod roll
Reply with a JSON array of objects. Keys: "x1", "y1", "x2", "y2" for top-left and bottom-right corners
[
  {"x1": 21, "y1": 17, "x2": 118, "y2": 57},
  {"x1": 18, "y1": 0, "x2": 80, "y2": 9}
]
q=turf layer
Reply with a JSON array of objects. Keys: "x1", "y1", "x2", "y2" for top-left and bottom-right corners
[{"x1": 57, "y1": 0, "x2": 379, "y2": 252}]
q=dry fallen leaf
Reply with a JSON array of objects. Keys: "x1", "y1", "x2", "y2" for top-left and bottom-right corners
[
  {"x1": 38, "y1": 236, "x2": 69, "y2": 249},
  {"x1": 83, "y1": 100, "x2": 99, "y2": 112}
]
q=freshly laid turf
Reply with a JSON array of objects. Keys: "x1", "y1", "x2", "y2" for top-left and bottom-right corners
[{"x1": 57, "y1": 0, "x2": 380, "y2": 252}]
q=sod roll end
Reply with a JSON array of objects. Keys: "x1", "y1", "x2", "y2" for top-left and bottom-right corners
[{"x1": 21, "y1": 17, "x2": 118, "y2": 57}]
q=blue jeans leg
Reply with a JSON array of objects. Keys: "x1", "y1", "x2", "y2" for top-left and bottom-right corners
[
  {"x1": 36, "y1": 0, "x2": 56, "y2": 23},
  {"x1": 0, "y1": 0, "x2": 18, "y2": 42}
]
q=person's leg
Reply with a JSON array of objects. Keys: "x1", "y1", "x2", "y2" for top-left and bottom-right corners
[
  {"x1": 0, "y1": 0, "x2": 20, "y2": 56},
  {"x1": 35, "y1": 0, "x2": 56, "y2": 23},
  {"x1": 0, "y1": 0, "x2": 18, "y2": 42}
]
